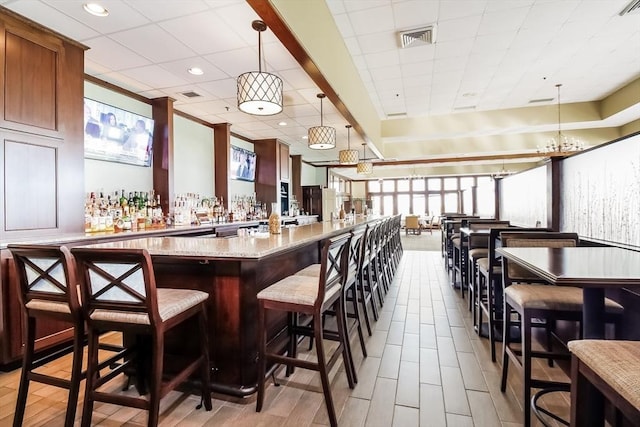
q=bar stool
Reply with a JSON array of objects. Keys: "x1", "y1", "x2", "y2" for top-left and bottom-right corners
[
  {"x1": 256, "y1": 233, "x2": 353, "y2": 427},
  {"x1": 499, "y1": 232, "x2": 623, "y2": 427},
  {"x1": 71, "y1": 247, "x2": 212, "y2": 427},
  {"x1": 8, "y1": 244, "x2": 127, "y2": 427},
  {"x1": 294, "y1": 226, "x2": 368, "y2": 377}
]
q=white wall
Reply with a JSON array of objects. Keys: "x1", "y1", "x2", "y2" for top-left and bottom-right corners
[
  {"x1": 173, "y1": 115, "x2": 214, "y2": 198},
  {"x1": 500, "y1": 165, "x2": 547, "y2": 227},
  {"x1": 351, "y1": 181, "x2": 366, "y2": 199},
  {"x1": 84, "y1": 82, "x2": 153, "y2": 194},
  {"x1": 301, "y1": 163, "x2": 327, "y2": 186}
]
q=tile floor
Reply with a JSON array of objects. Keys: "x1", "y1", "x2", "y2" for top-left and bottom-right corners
[{"x1": 0, "y1": 250, "x2": 572, "y2": 426}]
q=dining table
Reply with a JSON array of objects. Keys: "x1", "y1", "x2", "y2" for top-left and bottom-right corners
[{"x1": 496, "y1": 245, "x2": 640, "y2": 426}]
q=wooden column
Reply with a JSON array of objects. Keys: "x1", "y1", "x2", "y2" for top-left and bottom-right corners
[
  {"x1": 494, "y1": 179, "x2": 501, "y2": 220},
  {"x1": 291, "y1": 154, "x2": 302, "y2": 205},
  {"x1": 253, "y1": 138, "x2": 279, "y2": 209},
  {"x1": 548, "y1": 157, "x2": 562, "y2": 231},
  {"x1": 214, "y1": 123, "x2": 231, "y2": 206},
  {"x1": 151, "y1": 97, "x2": 174, "y2": 215}
]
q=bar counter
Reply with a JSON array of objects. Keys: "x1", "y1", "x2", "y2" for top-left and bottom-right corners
[{"x1": 75, "y1": 216, "x2": 380, "y2": 397}]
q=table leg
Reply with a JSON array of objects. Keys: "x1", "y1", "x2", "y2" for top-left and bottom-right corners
[{"x1": 580, "y1": 288, "x2": 605, "y2": 425}]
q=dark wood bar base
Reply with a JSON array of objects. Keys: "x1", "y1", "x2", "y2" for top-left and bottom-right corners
[{"x1": 152, "y1": 240, "x2": 319, "y2": 397}]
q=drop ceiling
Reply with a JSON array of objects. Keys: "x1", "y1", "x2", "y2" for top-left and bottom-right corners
[{"x1": 3, "y1": 0, "x2": 639, "y2": 180}]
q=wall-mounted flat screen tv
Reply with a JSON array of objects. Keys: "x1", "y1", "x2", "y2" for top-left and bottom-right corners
[
  {"x1": 83, "y1": 98, "x2": 154, "y2": 167},
  {"x1": 230, "y1": 145, "x2": 256, "y2": 182}
]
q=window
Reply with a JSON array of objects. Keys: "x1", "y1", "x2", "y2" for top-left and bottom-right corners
[
  {"x1": 382, "y1": 180, "x2": 395, "y2": 192},
  {"x1": 444, "y1": 192, "x2": 458, "y2": 213},
  {"x1": 444, "y1": 177, "x2": 458, "y2": 190},
  {"x1": 368, "y1": 180, "x2": 381, "y2": 193},
  {"x1": 429, "y1": 194, "x2": 441, "y2": 216},
  {"x1": 397, "y1": 194, "x2": 410, "y2": 217},
  {"x1": 428, "y1": 178, "x2": 441, "y2": 191},
  {"x1": 397, "y1": 179, "x2": 410, "y2": 192},
  {"x1": 382, "y1": 195, "x2": 394, "y2": 215},
  {"x1": 413, "y1": 194, "x2": 425, "y2": 215},
  {"x1": 412, "y1": 178, "x2": 425, "y2": 191}
]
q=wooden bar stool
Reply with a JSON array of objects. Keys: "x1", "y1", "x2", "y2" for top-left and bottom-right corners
[
  {"x1": 71, "y1": 247, "x2": 212, "y2": 427},
  {"x1": 499, "y1": 232, "x2": 623, "y2": 427},
  {"x1": 8, "y1": 244, "x2": 127, "y2": 427},
  {"x1": 256, "y1": 233, "x2": 353, "y2": 427}
]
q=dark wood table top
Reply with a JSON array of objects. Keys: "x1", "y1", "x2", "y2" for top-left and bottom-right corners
[{"x1": 496, "y1": 246, "x2": 640, "y2": 287}]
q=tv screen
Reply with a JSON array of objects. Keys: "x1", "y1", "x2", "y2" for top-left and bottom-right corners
[
  {"x1": 230, "y1": 145, "x2": 256, "y2": 182},
  {"x1": 83, "y1": 98, "x2": 154, "y2": 167}
]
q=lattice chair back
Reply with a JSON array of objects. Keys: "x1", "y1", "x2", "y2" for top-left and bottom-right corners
[
  {"x1": 9, "y1": 244, "x2": 81, "y2": 321},
  {"x1": 347, "y1": 227, "x2": 366, "y2": 287},
  {"x1": 317, "y1": 233, "x2": 351, "y2": 309},
  {"x1": 72, "y1": 248, "x2": 162, "y2": 327}
]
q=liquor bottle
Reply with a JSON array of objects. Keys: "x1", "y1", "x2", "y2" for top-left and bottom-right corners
[{"x1": 120, "y1": 189, "x2": 127, "y2": 207}]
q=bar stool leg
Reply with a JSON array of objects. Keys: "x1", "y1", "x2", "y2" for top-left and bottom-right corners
[
  {"x1": 256, "y1": 301, "x2": 267, "y2": 413},
  {"x1": 314, "y1": 313, "x2": 338, "y2": 427},
  {"x1": 13, "y1": 317, "x2": 35, "y2": 427}
]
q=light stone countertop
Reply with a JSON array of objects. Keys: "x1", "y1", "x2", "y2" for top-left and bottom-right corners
[{"x1": 75, "y1": 217, "x2": 380, "y2": 260}]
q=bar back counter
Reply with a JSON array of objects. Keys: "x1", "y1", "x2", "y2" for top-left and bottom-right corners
[{"x1": 0, "y1": 216, "x2": 379, "y2": 397}]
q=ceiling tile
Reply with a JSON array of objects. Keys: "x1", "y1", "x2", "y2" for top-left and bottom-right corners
[
  {"x1": 84, "y1": 36, "x2": 152, "y2": 71},
  {"x1": 110, "y1": 24, "x2": 196, "y2": 63},
  {"x1": 348, "y1": 5, "x2": 395, "y2": 35},
  {"x1": 42, "y1": 0, "x2": 150, "y2": 33}
]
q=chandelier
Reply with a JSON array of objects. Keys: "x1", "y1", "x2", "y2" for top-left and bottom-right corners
[
  {"x1": 356, "y1": 143, "x2": 372, "y2": 175},
  {"x1": 308, "y1": 93, "x2": 336, "y2": 149},
  {"x1": 538, "y1": 84, "x2": 584, "y2": 154},
  {"x1": 490, "y1": 161, "x2": 512, "y2": 180},
  {"x1": 338, "y1": 124, "x2": 359, "y2": 164},
  {"x1": 237, "y1": 20, "x2": 283, "y2": 116}
]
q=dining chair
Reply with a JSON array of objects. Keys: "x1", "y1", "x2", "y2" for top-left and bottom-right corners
[
  {"x1": 71, "y1": 247, "x2": 212, "y2": 427},
  {"x1": 568, "y1": 339, "x2": 640, "y2": 426},
  {"x1": 498, "y1": 232, "x2": 623, "y2": 427},
  {"x1": 8, "y1": 244, "x2": 127, "y2": 427},
  {"x1": 256, "y1": 232, "x2": 353, "y2": 427}
]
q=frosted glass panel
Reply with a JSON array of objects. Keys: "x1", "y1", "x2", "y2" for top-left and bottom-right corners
[
  {"x1": 501, "y1": 166, "x2": 547, "y2": 227},
  {"x1": 560, "y1": 134, "x2": 640, "y2": 247}
]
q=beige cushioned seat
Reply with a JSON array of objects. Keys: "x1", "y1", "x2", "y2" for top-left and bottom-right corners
[
  {"x1": 451, "y1": 237, "x2": 461, "y2": 248},
  {"x1": 90, "y1": 288, "x2": 209, "y2": 324},
  {"x1": 476, "y1": 258, "x2": 501, "y2": 274},
  {"x1": 26, "y1": 299, "x2": 71, "y2": 314},
  {"x1": 568, "y1": 340, "x2": 640, "y2": 411},
  {"x1": 257, "y1": 275, "x2": 341, "y2": 307},
  {"x1": 468, "y1": 248, "x2": 489, "y2": 259},
  {"x1": 505, "y1": 284, "x2": 623, "y2": 313},
  {"x1": 295, "y1": 264, "x2": 321, "y2": 277}
]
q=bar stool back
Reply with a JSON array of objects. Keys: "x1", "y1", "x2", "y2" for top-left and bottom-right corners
[
  {"x1": 71, "y1": 247, "x2": 212, "y2": 427},
  {"x1": 256, "y1": 232, "x2": 353, "y2": 427},
  {"x1": 9, "y1": 244, "x2": 87, "y2": 427}
]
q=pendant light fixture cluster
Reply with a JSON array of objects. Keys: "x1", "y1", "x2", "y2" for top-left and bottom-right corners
[
  {"x1": 338, "y1": 125, "x2": 359, "y2": 164},
  {"x1": 237, "y1": 20, "x2": 283, "y2": 116},
  {"x1": 357, "y1": 143, "x2": 373, "y2": 175},
  {"x1": 308, "y1": 94, "x2": 336, "y2": 149}
]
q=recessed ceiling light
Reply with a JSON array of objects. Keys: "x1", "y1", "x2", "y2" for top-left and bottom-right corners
[
  {"x1": 83, "y1": 3, "x2": 109, "y2": 17},
  {"x1": 462, "y1": 92, "x2": 476, "y2": 98},
  {"x1": 278, "y1": 121, "x2": 287, "y2": 126},
  {"x1": 188, "y1": 67, "x2": 204, "y2": 76},
  {"x1": 302, "y1": 135, "x2": 308, "y2": 140}
]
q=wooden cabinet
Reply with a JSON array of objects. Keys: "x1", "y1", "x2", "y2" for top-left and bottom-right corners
[
  {"x1": 302, "y1": 185, "x2": 323, "y2": 217},
  {"x1": 0, "y1": 8, "x2": 86, "y2": 367}
]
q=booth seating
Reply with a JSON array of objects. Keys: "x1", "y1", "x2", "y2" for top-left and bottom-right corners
[
  {"x1": 498, "y1": 232, "x2": 623, "y2": 427},
  {"x1": 71, "y1": 247, "x2": 212, "y2": 427},
  {"x1": 568, "y1": 340, "x2": 640, "y2": 426},
  {"x1": 8, "y1": 244, "x2": 128, "y2": 427},
  {"x1": 256, "y1": 233, "x2": 354, "y2": 427}
]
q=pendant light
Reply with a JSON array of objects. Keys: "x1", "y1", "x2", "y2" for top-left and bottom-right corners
[
  {"x1": 237, "y1": 20, "x2": 283, "y2": 116},
  {"x1": 537, "y1": 83, "x2": 584, "y2": 154},
  {"x1": 308, "y1": 93, "x2": 336, "y2": 149},
  {"x1": 357, "y1": 143, "x2": 373, "y2": 175},
  {"x1": 338, "y1": 124, "x2": 359, "y2": 165}
]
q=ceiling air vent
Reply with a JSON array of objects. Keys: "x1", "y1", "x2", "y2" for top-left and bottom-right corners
[
  {"x1": 398, "y1": 24, "x2": 436, "y2": 48},
  {"x1": 181, "y1": 91, "x2": 202, "y2": 98},
  {"x1": 620, "y1": 0, "x2": 640, "y2": 15},
  {"x1": 529, "y1": 97, "x2": 555, "y2": 104}
]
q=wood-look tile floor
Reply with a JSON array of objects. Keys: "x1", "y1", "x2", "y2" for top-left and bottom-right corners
[{"x1": 0, "y1": 251, "x2": 572, "y2": 426}]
